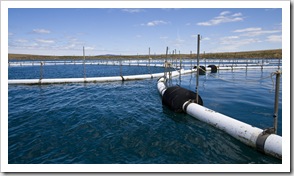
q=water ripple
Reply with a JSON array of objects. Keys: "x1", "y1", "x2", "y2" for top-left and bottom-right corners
[{"x1": 8, "y1": 68, "x2": 282, "y2": 164}]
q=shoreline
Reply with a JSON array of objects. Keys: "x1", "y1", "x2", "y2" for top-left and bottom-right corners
[{"x1": 8, "y1": 49, "x2": 282, "y2": 61}]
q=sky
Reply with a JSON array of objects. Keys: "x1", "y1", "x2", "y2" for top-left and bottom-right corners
[{"x1": 8, "y1": 8, "x2": 282, "y2": 56}]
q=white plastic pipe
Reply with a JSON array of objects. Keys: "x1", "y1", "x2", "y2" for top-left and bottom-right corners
[
  {"x1": 8, "y1": 69, "x2": 196, "y2": 85},
  {"x1": 217, "y1": 66, "x2": 279, "y2": 70},
  {"x1": 8, "y1": 76, "x2": 123, "y2": 85},
  {"x1": 157, "y1": 78, "x2": 282, "y2": 160},
  {"x1": 157, "y1": 77, "x2": 167, "y2": 95},
  {"x1": 184, "y1": 102, "x2": 282, "y2": 159},
  {"x1": 8, "y1": 65, "x2": 279, "y2": 85}
]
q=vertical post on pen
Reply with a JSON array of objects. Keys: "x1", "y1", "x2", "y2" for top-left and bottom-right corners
[{"x1": 196, "y1": 34, "x2": 200, "y2": 104}]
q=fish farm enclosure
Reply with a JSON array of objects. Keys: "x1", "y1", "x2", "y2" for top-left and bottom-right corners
[{"x1": 8, "y1": 58, "x2": 282, "y2": 164}]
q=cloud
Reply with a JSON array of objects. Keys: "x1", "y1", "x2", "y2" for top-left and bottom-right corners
[
  {"x1": 63, "y1": 43, "x2": 76, "y2": 50},
  {"x1": 84, "y1": 46, "x2": 95, "y2": 50},
  {"x1": 232, "y1": 13, "x2": 242, "y2": 17},
  {"x1": 9, "y1": 34, "x2": 98, "y2": 54},
  {"x1": 266, "y1": 35, "x2": 281, "y2": 42},
  {"x1": 233, "y1": 27, "x2": 280, "y2": 37},
  {"x1": 122, "y1": 9, "x2": 144, "y2": 13},
  {"x1": 213, "y1": 35, "x2": 262, "y2": 51},
  {"x1": 202, "y1": 37, "x2": 211, "y2": 41},
  {"x1": 220, "y1": 35, "x2": 260, "y2": 45},
  {"x1": 173, "y1": 38, "x2": 185, "y2": 48},
  {"x1": 215, "y1": 36, "x2": 262, "y2": 51},
  {"x1": 35, "y1": 39, "x2": 55, "y2": 44},
  {"x1": 197, "y1": 11, "x2": 244, "y2": 26},
  {"x1": 190, "y1": 35, "x2": 210, "y2": 41},
  {"x1": 191, "y1": 34, "x2": 198, "y2": 38},
  {"x1": 32, "y1": 29, "x2": 51, "y2": 34},
  {"x1": 220, "y1": 11, "x2": 230, "y2": 16},
  {"x1": 221, "y1": 36, "x2": 239, "y2": 40},
  {"x1": 247, "y1": 30, "x2": 280, "y2": 37},
  {"x1": 15, "y1": 39, "x2": 29, "y2": 43},
  {"x1": 9, "y1": 39, "x2": 27, "y2": 48},
  {"x1": 160, "y1": 36, "x2": 168, "y2": 40},
  {"x1": 62, "y1": 37, "x2": 83, "y2": 50},
  {"x1": 141, "y1": 20, "x2": 168, "y2": 27},
  {"x1": 233, "y1": 27, "x2": 262, "y2": 33},
  {"x1": 9, "y1": 38, "x2": 40, "y2": 50}
]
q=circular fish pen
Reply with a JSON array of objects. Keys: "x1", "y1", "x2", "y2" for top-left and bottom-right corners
[{"x1": 8, "y1": 58, "x2": 282, "y2": 164}]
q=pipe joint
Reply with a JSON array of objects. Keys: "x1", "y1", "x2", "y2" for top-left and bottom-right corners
[
  {"x1": 256, "y1": 128, "x2": 274, "y2": 153},
  {"x1": 183, "y1": 100, "x2": 193, "y2": 113}
]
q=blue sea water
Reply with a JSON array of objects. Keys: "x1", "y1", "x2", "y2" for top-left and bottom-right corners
[
  {"x1": 8, "y1": 61, "x2": 282, "y2": 164},
  {"x1": 8, "y1": 63, "x2": 167, "y2": 79}
]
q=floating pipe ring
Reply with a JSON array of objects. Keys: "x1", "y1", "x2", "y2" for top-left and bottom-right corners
[
  {"x1": 162, "y1": 86, "x2": 203, "y2": 113},
  {"x1": 208, "y1": 65, "x2": 218, "y2": 73}
]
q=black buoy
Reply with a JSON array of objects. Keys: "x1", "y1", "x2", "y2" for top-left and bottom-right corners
[
  {"x1": 193, "y1": 65, "x2": 206, "y2": 75},
  {"x1": 162, "y1": 86, "x2": 203, "y2": 113},
  {"x1": 199, "y1": 66, "x2": 206, "y2": 75},
  {"x1": 208, "y1": 65, "x2": 218, "y2": 73}
]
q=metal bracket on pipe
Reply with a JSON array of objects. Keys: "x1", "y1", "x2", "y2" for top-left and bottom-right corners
[
  {"x1": 160, "y1": 87, "x2": 167, "y2": 96},
  {"x1": 157, "y1": 76, "x2": 166, "y2": 82},
  {"x1": 121, "y1": 76, "x2": 125, "y2": 81},
  {"x1": 256, "y1": 128, "x2": 274, "y2": 153},
  {"x1": 183, "y1": 99, "x2": 193, "y2": 113}
]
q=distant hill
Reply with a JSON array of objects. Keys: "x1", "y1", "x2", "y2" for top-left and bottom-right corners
[{"x1": 8, "y1": 49, "x2": 282, "y2": 61}]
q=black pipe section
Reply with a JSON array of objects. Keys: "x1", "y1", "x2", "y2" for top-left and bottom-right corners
[
  {"x1": 162, "y1": 86, "x2": 203, "y2": 113},
  {"x1": 208, "y1": 65, "x2": 218, "y2": 73},
  {"x1": 194, "y1": 65, "x2": 206, "y2": 75},
  {"x1": 199, "y1": 66, "x2": 206, "y2": 75}
]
